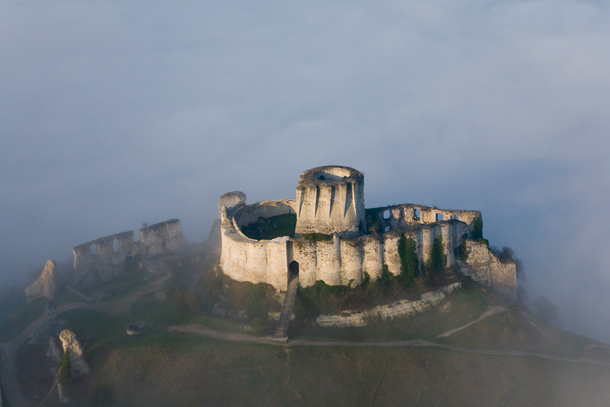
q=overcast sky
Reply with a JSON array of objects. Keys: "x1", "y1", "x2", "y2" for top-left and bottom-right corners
[{"x1": 2, "y1": 0, "x2": 610, "y2": 341}]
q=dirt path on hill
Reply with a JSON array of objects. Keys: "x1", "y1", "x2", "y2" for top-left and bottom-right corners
[
  {"x1": 168, "y1": 324, "x2": 610, "y2": 368},
  {"x1": 436, "y1": 305, "x2": 506, "y2": 338},
  {"x1": 0, "y1": 271, "x2": 171, "y2": 407}
]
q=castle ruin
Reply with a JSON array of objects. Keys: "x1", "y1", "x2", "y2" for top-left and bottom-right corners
[
  {"x1": 72, "y1": 219, "x2": 187, "y2": 287},
  {"x1": 219, "y1": 166, "x2": 517, "y2": 297}
]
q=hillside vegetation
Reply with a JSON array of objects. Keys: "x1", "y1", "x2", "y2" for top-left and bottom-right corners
[{"x1": 10, "y1": 249, "x2": 610, "y2": 407}]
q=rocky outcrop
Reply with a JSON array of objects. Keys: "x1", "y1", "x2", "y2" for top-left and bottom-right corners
[
  {"x1": 58, "y1": 330, "x2": 90, "y2": 378},
  {"x1": 458, "y1": 240, "x2": 517, "y2": 298},
  {"x1": 25, "y1": 260, "x2": 59, "y2": 302}
]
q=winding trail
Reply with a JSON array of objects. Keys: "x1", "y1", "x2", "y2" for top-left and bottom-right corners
[
  {"x1": 168, "y1": 324, "x2": 610, "y2": 368},
  {"x1": 436, "y1": 305, "x2": 506, "y2": 338}
]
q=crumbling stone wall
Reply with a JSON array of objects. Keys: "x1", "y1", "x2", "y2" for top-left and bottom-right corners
[
  {"x1": 218, "y1": 166, "x2": 517, "y2": 298},
  {"x1": 73, "y1": 219, "x2": 187, "y2": 287},
  {"x1": 368, "y1": 204, "x2": 481, "y2": 235},
  {"x1": 139, "y1": 219, "x2": 187, "y2": 256}
]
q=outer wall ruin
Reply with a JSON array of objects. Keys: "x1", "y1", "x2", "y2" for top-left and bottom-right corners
[
  {"x1": 72, "y1": 219, "x2": 187, "y2": 287},
  {"x1": 219, "y1": 166, "x2": 517, "y2": 298}
]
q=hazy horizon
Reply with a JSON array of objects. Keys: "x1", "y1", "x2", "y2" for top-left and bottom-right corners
[{"x1": 2, "y1": 0, "x2": 610, "y2": 343}]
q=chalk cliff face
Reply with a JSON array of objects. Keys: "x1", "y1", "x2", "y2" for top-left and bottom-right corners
[
  {"x1": 25, "y1": 260, "x2": 59, "y2": 302},
  {"x1": 59, "y1": 329, "x2": 90, "y2": 378}
]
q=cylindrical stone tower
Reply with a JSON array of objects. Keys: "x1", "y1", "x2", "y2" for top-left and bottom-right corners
[{"x1": 294, "y1": 166, "x2": 365, "y2": 237}]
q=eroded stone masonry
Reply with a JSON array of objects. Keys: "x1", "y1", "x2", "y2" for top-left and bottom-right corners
[
  {"x1": 219, "y1": 166, "x2": 517, "y2": 297},
  {"x1": 72, "y1": 219, "x2": 187, "y2": 287}
]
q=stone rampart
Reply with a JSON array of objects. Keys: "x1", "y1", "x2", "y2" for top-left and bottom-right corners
[
  {"x1": 368, "y1": 203, "x2": 481, "y2": 234},
  {"x1": 73, "y1": 219, "x2": 187, "y2": 287},
  {"x1": 218, "y1": 166, "x2": 517, "y2": 297}
]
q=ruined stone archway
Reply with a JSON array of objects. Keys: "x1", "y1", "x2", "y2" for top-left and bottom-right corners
[{"x1": 288, "y1": 260, "x2": 299, "y2": 277}]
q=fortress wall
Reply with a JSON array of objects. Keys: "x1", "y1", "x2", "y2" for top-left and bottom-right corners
[
  {"x1": 315, "y1": 239, "x2": 342, "y2": 285},
  {"x1": 373, "y1": 204, "x2": 481, "y2": 233},
  {"x1": 245, "y1": 242, "x2": 268, "y2": 282},
  {"x1": 266, "y1": 242, "x2": 289, "y2": 290},
  {"x1": 73, "y1": 230, "x2": 137, "y2": 286},
  {"x1": 233, "y1": 200, "x2": 295, "y2": 229},
  {"x1": 383, "y1": 233, "x2": 402, "y2": 276},
  {"x1": 362, "y1": 235, "x2": 383, "y2": 280},
  {"x1": 219, "y1": 231, "x2": 249, "y2": 283},
  {"x1": 441, "y1": 222, "x2": 457, "y2": 267},
  {"x1": 294, "y1": 240, "x2": 317, "y2": 287},
  {"x1": 139, "y1": 219, "x2": 187, "y2": 256},
  {"x1": 421, "y1": 227, "x2": 434, "y2": 263},
  {"x1": 340, "y1": 239, "x2": 363, "y2": 286},
  {"x1": 218, "y1": 191, "x2": 247, "y2": 219}
]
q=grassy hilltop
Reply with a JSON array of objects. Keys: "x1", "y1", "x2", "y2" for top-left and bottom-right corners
[{"x1": 9, "y1": 249, "x2": 610, "y2": 407}]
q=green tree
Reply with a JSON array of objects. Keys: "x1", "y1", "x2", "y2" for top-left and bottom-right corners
[
  {"x1": 397, "y1": 234, "x2": 419, "y2": 285},
  {"x1": 425, "y1": 236, "x2": 447, "y2": 279}
]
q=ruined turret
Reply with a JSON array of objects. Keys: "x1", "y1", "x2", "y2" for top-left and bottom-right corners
[{"x1": 294, "y1": 166, "x2": 365, "y2": 237}]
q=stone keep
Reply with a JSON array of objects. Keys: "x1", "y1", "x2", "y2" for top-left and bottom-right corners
[
  {"x1": 295, "y1": 166, "x2": 365, "y2": 236},
  {"x1": 219, "y1": 165, "x2": 517, "y2": 298}
]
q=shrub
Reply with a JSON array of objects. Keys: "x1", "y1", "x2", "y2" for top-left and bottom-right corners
[
  {"x1": 397, "y1": 235, "x2": 419, "y2": 285},
  {"x1": 57, "y1": 349, "x2": 72, "y2": 387},
  {"x1": 301, "y1": 233, "x2": 333, "y2": 241},
  {"x1": 490, "y1": 246, "x2": 516, "y2": 263},
  {"x1": 454, "y1": 238, "x2": 469, "y2": 262},
  {"x1": 472, "y1": 218, "x2": 483, "y2": 239}
]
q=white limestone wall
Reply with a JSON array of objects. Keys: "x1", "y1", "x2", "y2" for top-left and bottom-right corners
[
  {"x1": 340, "y1": 239, "x2": 363, "y2": 286},
  {"x1": 383, "y1": 233, "x2": 401, "y2": 276},
  {"x1": 362, "y1": 235, "x2": 383, "y2": 280},
  {"x1": 219, "y1": 199, "x2": 515, "y2": 296},
  {"x1": 294, "y1": 240, "x2": 317, "y2": 287},
  {"x1": 315, "y1": 238, "x2": 341, "y2": 285}
]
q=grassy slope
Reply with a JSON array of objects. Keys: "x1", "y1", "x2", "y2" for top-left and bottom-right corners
[{"x1": 19, "y1": 278, "x2": 609, "y2": 407}]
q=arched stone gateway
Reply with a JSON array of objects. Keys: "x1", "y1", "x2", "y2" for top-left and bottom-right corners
[{"x1": 288, "y1": 260, "x2": 299, "y2": 277}]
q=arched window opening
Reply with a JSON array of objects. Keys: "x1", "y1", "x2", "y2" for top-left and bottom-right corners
[
  {"x1": 384, "y1": 226, "x2": 390, "y2": 232},
  {"x1": 450, "y1": 214, "x2": 459, "y2": 220},
  {"x1": 383, "y1": 209, "x2": 390, "y2": 220},
  {"x1": 436, "y1": 213, "x2": 444, "y2": 221},
  {"x1": 414, "y1": 209, "x2": 420, "y2": 220}
]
